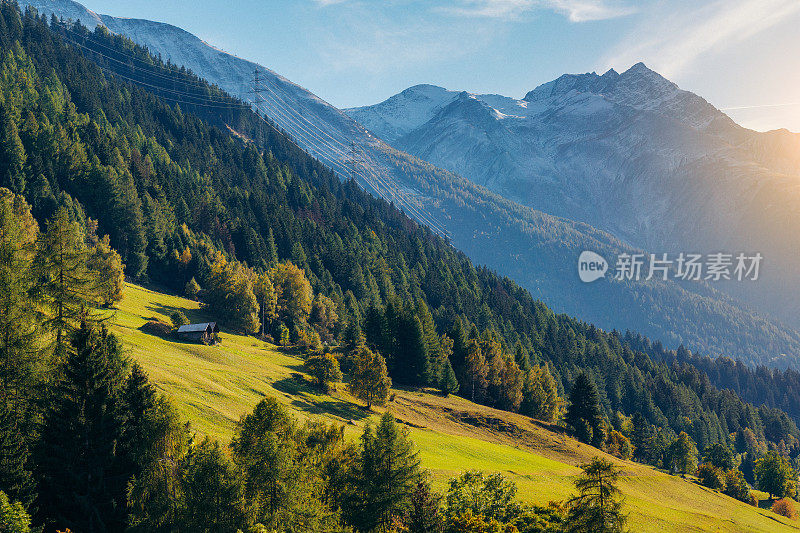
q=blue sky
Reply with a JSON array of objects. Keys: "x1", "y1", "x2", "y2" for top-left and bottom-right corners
[{"x1": 78, "y1": 0, "x2": 800, "y2": 132}]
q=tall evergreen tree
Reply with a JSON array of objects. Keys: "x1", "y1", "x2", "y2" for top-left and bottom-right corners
[
  {"x1": 35, "y1": 323, "x2": 127, "y2": 532},
  {"x1": 565, "y1": 372, "x2": 604, "y2": 447},
  {"x1": 0, "y1": 404, "x2": 35, "y2": 509},
  {"x1": 265, "y1": 227, "x2": 278, "y2": 267},
  {"x1": 395, "y1": 312, "x2": 429, "y2": 386},
  {"x1": 630, "y1": 413, "x2": 655, "y2": 464},
  {"x1": 435, "y1": 335, "x2": 459, "y2": 396},
  {"x1": 35, "y1": 207, "x2": 97, "y2": 358},
  {"x1": 0, "y1": 189, "x2": 39, "y2": 506},
  {"x1": 0, "y1": 104, "x2": 26, "y2": 194},
  {"x1": 343, "y1": 413, "x2": 422, "y2": 532},
  {"x1": 667, "y1": 432, "x2": 697, "y2": 476},
  {"x1": 565, "y1": 458, "x2": 627, "y2": 533},
  {"x1": 179, "y1": 438, "x2": 249, "y2": 533}
]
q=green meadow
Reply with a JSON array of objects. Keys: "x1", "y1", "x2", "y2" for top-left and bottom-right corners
[{"x1": 112, "y1": 283, "x2": 799, "y2": 532}]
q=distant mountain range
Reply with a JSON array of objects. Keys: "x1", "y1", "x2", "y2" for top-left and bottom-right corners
[
  {"x1": 347, "y1": 70, "x2": 800, "y2": 331},
  {"x1": 22, "y1": 0, "x2": 800, "y2": 367}
]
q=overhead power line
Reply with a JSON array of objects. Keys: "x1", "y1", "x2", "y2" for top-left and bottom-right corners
[{"x1": 60, "y1": 23, "x2": 450, "y2": 237}]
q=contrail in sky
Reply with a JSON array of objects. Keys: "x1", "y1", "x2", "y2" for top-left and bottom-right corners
[{"x1": 722, "y1": 102, "x2": 800, "y2": 111}]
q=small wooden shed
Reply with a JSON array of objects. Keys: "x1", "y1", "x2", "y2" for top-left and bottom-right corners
[{"x1": 176, "y1": 322, "x2": 219, "y2": 344}]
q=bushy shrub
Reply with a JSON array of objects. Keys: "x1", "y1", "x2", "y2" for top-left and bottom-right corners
[
  {"x1": 606, "y1": 430, "x2": 633, "y2": 460},
  {"x1": 697, "y1": 464, "x2": 726, "y2": 490},
  {"x1": 170, "y1": 310, "x2": 189, "y2": 328},
  {"x1": 185, "y1": 277, "x2": 201, "y2": 300},
  {"x1": 305, "y1": 353, "x2": 342, "y2": 392},
  {"x1": 141, "y1": 320, "x2": 172, "y2": 337},
  {"x1": 278, "y1": 323, "x2": 291, "y2": 346},
  {"x1": 772, "y1": 498, "x2": 798, "y2": 520},
  {"x1": 722, "y1": 468, "x2": 753, "y2": 503},
  {"x1": 296, "y1": 327, "x2": 322, "y2": 355}
]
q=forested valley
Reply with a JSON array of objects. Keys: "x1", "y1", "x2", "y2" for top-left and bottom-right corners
[{"x1": 1, "y1": 1, "x2": 800, "y2": 530}]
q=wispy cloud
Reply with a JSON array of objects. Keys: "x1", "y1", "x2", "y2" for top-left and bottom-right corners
[
  {"x1": 311, "y1": 5, "x2": 497, "y2": 77},
  {"x1": 440, "y1": 0, "x2": 636, "y2": 22},
  {"x1": 601, "y1": 0, "x2": 800, "y2": 79}
]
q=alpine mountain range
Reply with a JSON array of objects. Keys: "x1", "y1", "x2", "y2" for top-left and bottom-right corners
[{"x1": 23, "y1": 0, "x2": 800, "y2": 368}]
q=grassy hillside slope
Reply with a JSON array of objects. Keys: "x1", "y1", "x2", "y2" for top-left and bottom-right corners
[{"x1": 112, "y1": 283, "x2": 798, "y2": 532}]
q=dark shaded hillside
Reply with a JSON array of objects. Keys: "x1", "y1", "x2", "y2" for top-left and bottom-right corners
[{"x1": 2, "y1": 3, "x2": 799, "y2": 456}]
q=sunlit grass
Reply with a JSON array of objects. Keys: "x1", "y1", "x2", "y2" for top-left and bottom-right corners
[{"x1": 111, "y1": 282, "x2": 799, "y2": 532}]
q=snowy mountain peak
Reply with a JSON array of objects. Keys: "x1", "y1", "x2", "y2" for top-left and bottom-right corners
[
  {"x1": 523, "y1": 72, "x2": 604, "y2": 102},
  {"x1": 26, "y1": 0, "x2": 102, "y2": 29},
  {"x1": 347, "y1": 84, "x2": 459, "y2": 142}
]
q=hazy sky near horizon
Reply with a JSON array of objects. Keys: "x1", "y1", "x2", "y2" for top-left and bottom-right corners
[{"x1": 77, "y1": 0, "x2": 800, "y2": 132}]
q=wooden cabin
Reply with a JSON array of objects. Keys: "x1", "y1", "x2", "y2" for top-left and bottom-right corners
[{"x1": 176, "y1": 322, "x2": 219, "y2": 344}]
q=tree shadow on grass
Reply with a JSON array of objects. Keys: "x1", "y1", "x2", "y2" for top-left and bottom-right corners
[
  {"x1": 145, "y1": 303, "x2": 210, "y2": 325},
  {"x1": 272, "y1": 376, "x2": 370, "y2": 422}
]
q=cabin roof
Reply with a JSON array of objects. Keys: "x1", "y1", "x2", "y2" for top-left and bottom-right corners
[{"x1": 176, "y1": 322, "x2": 217, "y2": 334}]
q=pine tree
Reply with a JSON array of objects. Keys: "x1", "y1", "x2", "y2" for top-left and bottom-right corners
[
  {"x1": 265, "y1": 228, "x2": 278, "y2": 267},
  {"x1": 630, "y1": 413, "x2": 654, "y2": 464},
  {"x1": 126, "y1": 402, "x2": 190, "y2": 533},
  {"x1": 344, "y1": 318, "x2": 366, "y2": 355},
  {"x1": 35, "y1": 207, "x2": 97, "y2": 358},
  {"x1": 395, "y1": 312, "x2": 429, "y2": 386},
  {"x1": 0, "y1": 189, "x2": 40, "y2": 506},
  {"x1": 416, "y1": 299, "x2": 441, "y2": 384},
  {"x1": 0, "y1": 404, "x2": 35, "y2": 509},
  {"x1": 116, "y1": 364, "x2": 159, "y2": 482},
  {"x1": 343, "y1": 413, "x2": 422, "y2": 532},
  {"x1": 565, "y1": 372, "x2": 604, "y2": 447},
  {"x1": 184, "y1": 277, "x2": 201, "y2": 300},
  {"x1": 87, "y1": 233, "x2": 125, "y2": 307},
  {"x1": 565, "y1": 458, "x2": 627, "y2": 533},
  {"x1": 0, "y1": 105, "x2": 26, "y2": 194},
  {"x1": 667, "y1": 432, "x2": 697, "y2": 476},
  {"x1": 179, "y1": 438, "x2": 249, "y2": 532},
  {"x1": 436, "y1": 335, "x2": 459, "y2": 396},
  {"x1": 35, "y1": 322, "x2": 127, "y2": 532}
]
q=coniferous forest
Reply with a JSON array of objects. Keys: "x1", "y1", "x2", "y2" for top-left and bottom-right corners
[{"x1": 1, "y1": 1, "x2": 800, "y2": 530}]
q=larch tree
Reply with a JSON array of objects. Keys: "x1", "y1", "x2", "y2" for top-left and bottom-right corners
[
  {"x1": 271, "y1": 261, "x2": 313, "y2": 329},
  {"x1": 35, "y1": 206, "x2": 98, "y2": 359},
  {"x1": 254, "y1": 270, "x2": 277, "y2": 336},
  {"x1": 87, "y1": 233, "x2": 125, "y2": 307},
  {"x1": 521, "y1": 363, "x2": 560, "y2": 422},
  {"x1": 0, "y1": 191, "x2": 37, "y2": 507},
  {"x1": 565, "y1": 458, "x2": 627, "y2": 533}
]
